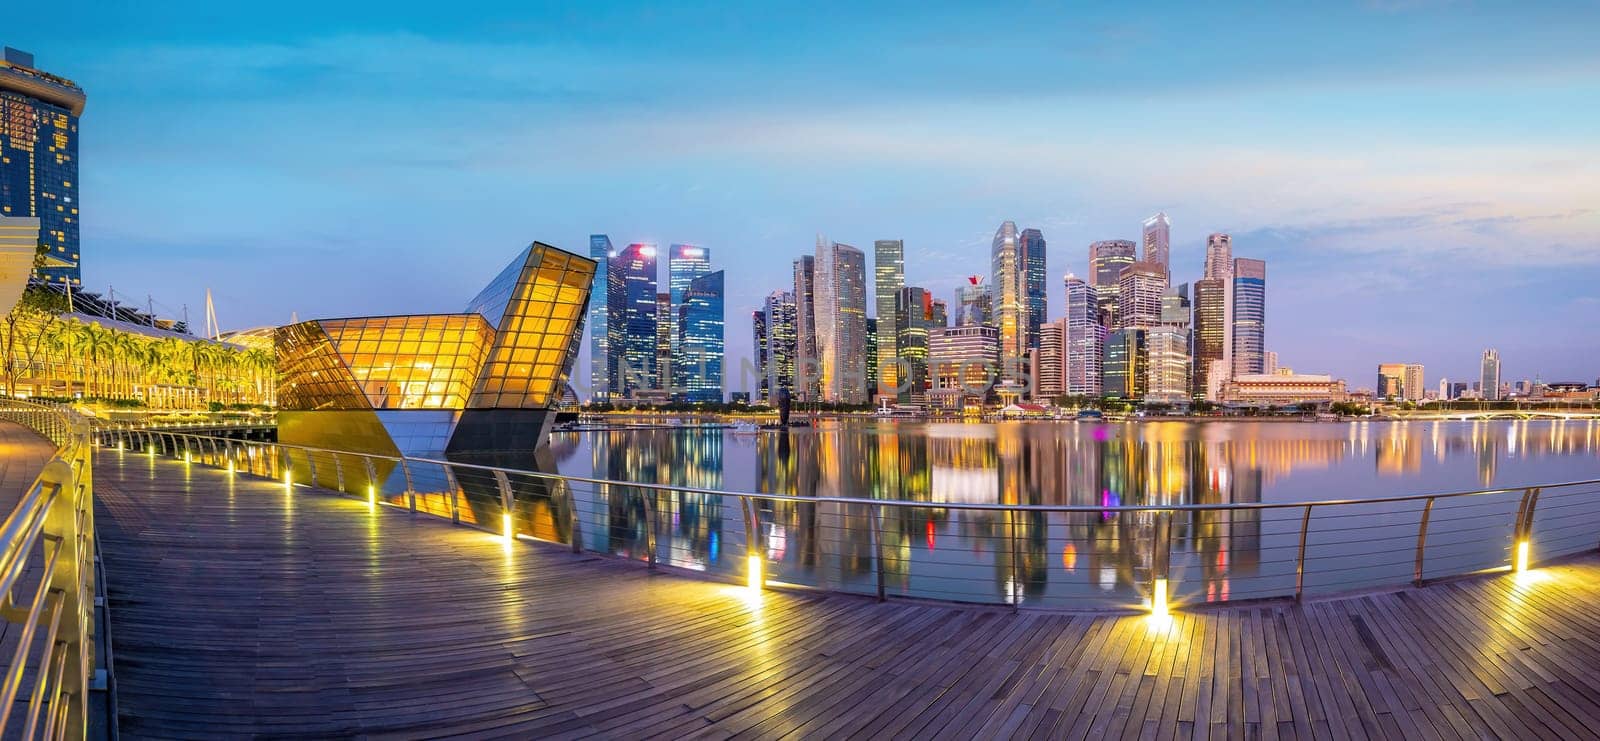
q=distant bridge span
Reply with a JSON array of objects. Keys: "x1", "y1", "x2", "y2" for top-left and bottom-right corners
[{"x1": 1383, "y1": 409, "x2": 1600, "y2": 421}]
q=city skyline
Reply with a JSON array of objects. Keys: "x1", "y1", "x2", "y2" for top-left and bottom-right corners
[{"x1": 4, "y1": 2, "x2": 1596, "y2": 389}]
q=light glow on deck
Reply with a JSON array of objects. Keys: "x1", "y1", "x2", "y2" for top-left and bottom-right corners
[{"x1": 1514, "y1": 540, "x2": 1531, "y2": 573}]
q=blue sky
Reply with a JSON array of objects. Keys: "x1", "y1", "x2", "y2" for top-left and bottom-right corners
[{"x1": 10, "y1": 1, "x2": 1599, "y2": 391}]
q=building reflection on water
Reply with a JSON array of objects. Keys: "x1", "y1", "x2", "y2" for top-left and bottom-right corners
[{"x1": 528, "y1": 419, "x2": 1600, "y2": 608}]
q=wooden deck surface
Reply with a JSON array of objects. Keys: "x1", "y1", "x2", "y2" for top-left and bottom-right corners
[{"x1": 92, "y1": 444, "x2": 1600, "y2": 739}]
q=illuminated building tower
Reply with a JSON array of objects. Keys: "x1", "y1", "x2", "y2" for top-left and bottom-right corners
[
  {"x1": 956, "y1": 276, "x2": 992, "y2": 327},
  {"x1": 895, "y1": 286, "x2": 933, "y2": 403},
  {"x1": 991, "y1": 221, "x2": 1024, "y2": 368},
  {"x1": 0, "y1": 48, "x2": 84, "y2": 286},
  {"x1": 1117, "y1": 261, "x2": 1166, "y2": 329},
  {"x1": 1191, "y1": 277, "x2": 1228, "y2": 400},
  {"x1": 654, "y1": 292, "x2": 672, "y2": 392},
  {"x1": 1020, "y1": 227, "x2": 1047, "y2": 352},
  {"x1": 1438, "y1": 377, "x2": 1450, "y2": 401},
  {"x1": 607, "y1": 242, "x2": 658, "y2": 397},
  {"x1": 814, "y1": 238, "x2": 869, "y2": 404},
  {"x1": 1481, "y1": 349, "x2": 1501, "y2": 401},
  {"x1": 874, "y1": 239, "x2": 905, "y2": 396},
  {"x1": 1203, "y1": 233, "x2": 1233, "y2": 281},
  {"x1": 865, "y1": 318, "x2": 878, "y2": 392},
  {"x1": 929, "y1": 299, "x2": 948, "y2": 328},
  {"x1": 792, "y1": 256, "x2": 818, "y2": 400},
  {"x1": 1402, "y1": 363, "x2": 1424, "y2": 402},
  {"x1": 1088, "y1": 240, "x2": 1136, "y2": 328},
  {"x1": 929, "y1": 324, "x2": 999, "y2": 393},
  {"x1": 758, "y1": 290, "x2": 796, "y2": 402},
  {"x1": 676, "y1": 271, "x2": 724, "y2": 403},
  {"x1": 1036, "y1": 320, "x2": 1064, "y2": 400},
  {"x1": 667, "y1": 244, "x2": 711, "y2": 385},
  {"x1": 1063, "y1": 274, "x2": 1103, "y2": 396},
  {"x1": 1230, "y1": 258, "x2": 1266, "y2": 376},
  {"x1": 1378, "y1": 363, "x2": 1424, "y2": 401},
  {"x1": 1103, "y1": 327, "x2": 1148, "y2": 399},
  {"x1": 1142, "y1": 212, "x2": 1171, "y2": 284},
  {"x1": 587, "y1": 234, "x2": 613, "y2": 401},
  {"x1": 752, "y1": 309, "x2": 768, "y2": 404},
  {"x1": 1146, "y1": 286, "x2": 1191, "y2": 404}
]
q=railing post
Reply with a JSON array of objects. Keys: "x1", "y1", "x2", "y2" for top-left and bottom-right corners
[
  {"x1": 743, "y1": 497, "x2": 764, "y2": 591},
  {"x1": 1296, "y1": 504, "x2": 1313, "y2": 600},
  {"x1": 363, "y1": 457, "x2": 378, "y2": 502},
  {"x1": 1152, "y1": 510, "x2": 1172, "y2": 610},
  {"x1": 565, "y1": 482, "x2": 583, "y2": 553},
  {"x1": 492, "y1": 470, "x2": 514, "y2": 538},
  {"x1": 306, "y1": 449, "x2": 319, "y2": 489},
  {"x1": 870, "y1": 503, "x2": 886, "y2": 602},
  {"x1": 1414, "y1": 497, "x2": 1435, "y2": 587},
  {"x1": 1009, "y1": 505, "x2": 1022, "y2": 611},
  {"x1": 400, "y1": 459, "x2": 417, "y2": 514},
  {"x1": 442, "y1": 464, "x2": 461, "y2": 524},
  {"x1": 333, "y1": 453, "x2": 345, "y2": 493}
]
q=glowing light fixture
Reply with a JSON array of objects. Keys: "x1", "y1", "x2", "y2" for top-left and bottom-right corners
[
  {"x1": 1514, "y1": 540, "x2": 1531, "y2": 573},
  {"x1": 283, "y1": 470, "x2": 293, "y2": 492},
  {"x1": 502, "y1": 513, "x2": 514, "y2": 540},
  {"x1": 183, "y1": 450, "x2": 192, "y2": 464},
  {"x1": 368, "y1": 485, "x2": 376, "y2": 508},
  {"x1": 747, "y1": 554, "x2": 764, "y2": 591},
  {"x1": 1151, "y1": 578, "x2": 1170, "y2": 620}
]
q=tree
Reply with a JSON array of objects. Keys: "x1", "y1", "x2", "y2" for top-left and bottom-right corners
[{"x1": 3, "y1": 286, "x2": 69, "y2": 395}]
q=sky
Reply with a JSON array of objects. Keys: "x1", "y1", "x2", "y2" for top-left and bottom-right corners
[{"x1": 9, "y1": 0, "x2": 1599, "y2": 393}]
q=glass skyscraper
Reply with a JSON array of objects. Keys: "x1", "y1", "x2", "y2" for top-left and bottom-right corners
[
  {"x1": 1103, "y1": 327, "x2": 1148, "y2": 399},
  {"x1": 1020, "y1": 228, "x2": 1047, "y2": 352},
  {"x1": 814, "y1": 238, "x2": 869, "y2": 404},
  {"x1": 761, "y1": 290, "x2": 797, "y2": 402},
  {"x1": 956, "y1": 276, "x2": 992, "y2": 327},
  {"x1": 667, "y1": 244, "x2": 711, "y2": 390},
  {"x1": 1192, "y1": 277, "x2": 1228, "y2": 400},
  {"x1": 792, "y1": 256, "x2": 818, "y2": 400},
  {"x1": 1230, "y1": 258, "x2": 1267, "y2": 377},
  {"x1": 874, "y1": 239, "x2": 905, "y2": 397},
  {"x1": 0, "y1": 49, "x2": 84, "y2": 286},
  {"x1": 895, "y1": 286, "x2": 932, "y2": 402},
  {"x1": 1142, "y1": 212, "x2": 1171, "y2": 284},
  {"x1": 607, "y1": 243, "x2": 658, "y2": 397},
  {"x1": 991, "y1": 221, "x2": 1024, "y2": 371},
  {"x1": 1481, "y1": 349, "x2": 1501, "y2": 401},
  {"x1": 1063, "y1": 274, "x2": 1103, "y2": 396},
  {"x1": 1089, "y1": 240, "x2": 1136, "y2": 329},
  {"x1": 587, "y1": 234, "x2": 613, "y2": 400},
  {"x1": 677, "y1": 270, "x2": 724, "y2": 403}
]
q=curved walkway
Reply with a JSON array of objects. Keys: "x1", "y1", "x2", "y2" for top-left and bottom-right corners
[{"x1": 96, "y1": 448, "x2": 1600, "y2": 739}]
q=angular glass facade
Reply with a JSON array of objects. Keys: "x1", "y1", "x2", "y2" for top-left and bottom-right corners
[
  {"x1": 676, "y1": 270, "x2": 724, "y2": 402},
  {"x1": 0, "y1": 50, "x2": 85, "y2": 286},
  {"x1": 607, "y1": 243, "x2": 658, "y2": 397},
  {"x1": 277, "y1": 314, "x2": 494, "y2": 410},
  {"x1": 468, "y1": 246, "x2": 594, "y2": 409},
  {"x1": 1230, "y1": 258, "x2": 1267, "y2": 377},
  {"x1": 1020, "y1": 228, "x2": 1047, "y2": 352}
]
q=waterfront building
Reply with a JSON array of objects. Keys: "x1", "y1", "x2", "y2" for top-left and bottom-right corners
[
  {"x1": 874, "y1": 240, "x2": 905, "y2": 395},
  {"x1": 1146, "y1": 286, "x2": 1191, "y2": 404},
  {"x1": 667, "y1": 244, "x2": 711, "y2": 374},
  {"x1": 1221, "y1": 374, "x2": 1348, "y2": 407},
  {"x1": 1230, "y1": 258, "x2": 1266, "y2": 376},
  {"x1": 1142, "y1": 212, "x2": 1171, "y2": 284},
  {"x1": 676, "y1": 271, "x2": 724, "y2": 403},
  {"x1": 814, "y1": 238, "x2": 869, "y2": 404},
  {"x1": 929, "y1": 299, "x2": 948, "y2": 329},
  {"x1": 752, "y1": 309, "x2": 768, "y2": 404},
  {"x1": 758, "y1": 290, "x2": 797, "y2": 403},
  {"x1": 865, "y1": 318, "x2": 878, "y2": 392},
  {"x1": 929, "y1": 324, "x2": 998, "y2": 394},
  {"x1": 1103, "y1": 327, "x2": 1148, "y2": 399},
  {"x1": 0, "y1": 48, "x2": 84, "y2": 286},
  {"x1": 586, "y1": 235, "x2": 613, "y2": 401},
  {"x1": 607, "y1": 243, "x2": 658, "y2": 397},
  {"x1": 792, "y1": 256, "x2": 819, "y2": 400},
  {"x1": 1379, "y1": 363, "x2": 1425, "y2": 402},
  {"x1": 956, "y1": 276, "x2": 992, "y2": 327},
  {"x1": 1036, "y1": 320, "x2": 1064, "y2": 400},
  {"x1": 1481, "y1": 349, "x2": 1501, "y2": 401},
  {"x1": 1089, "y1": 240, "x2": 1136, "y2": 328},
  {"x1": 1117, "y1": 261, "x2": 1167, "y2": 329},
  {"x1": 1192, "y1": 277, "x2": 1228, "y2": 400},
  {"x1": 1438, "y1": 377, "x2": 1451, "y2": 401},
  {"x1": 1451, "y1": 381, "x2": 1469, "y2": 399},
  {"x1": 654, "y1": 292, "x2": 671, "y2": 392},
  {"x1": 991, "y1": 221, "x2": 1025, "y2": 368},
  {"x1": 1063, "y1": 274, "x2": 1103, "y2": 396},
  {"x1": 277, "y1": 242, "x2": 593, "y2": 458},
  {"x1": 895, "y1": 287, "x2": 933, "y2": 402},
  {"x1": 1020, "y1": 227, "x2": 1047, "y2": 352}
]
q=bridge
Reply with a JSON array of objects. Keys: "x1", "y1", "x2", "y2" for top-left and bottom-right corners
[
  {"x1": 6, "y1": 406, "x2": 1600, "y2": 737},
  {"x1": 1381, "y1": 409, "x2": 1600, "y2": 421}
]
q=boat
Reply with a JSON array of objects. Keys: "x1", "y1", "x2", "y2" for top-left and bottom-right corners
[{"x1": 731, "y1": 422, "x2": 761, "y2": 435}]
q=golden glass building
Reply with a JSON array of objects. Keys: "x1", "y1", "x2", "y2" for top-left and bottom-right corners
[{"x1": 276, "y1": 242, "x2": 595, "y2": 458}]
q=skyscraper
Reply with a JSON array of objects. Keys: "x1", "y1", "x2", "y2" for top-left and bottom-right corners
[
  {"x1": 895, "y1": 286, "x2": 932, "y2": 402},
  {"x1": 587, "y1": 234, "x2": 613, "y2": 401},
  {"x1": 1089, "y1": 240, "x2": 1137, "y2": 328},
  {"x1": 667, "y1": 244, "x2": 711, "y2": 381},
  {"x1": 0, "y1": 48, "x2": 84, "y2": 286},
  {"x1": 1378, "y1": 364, "x2": 1406, "y2": 401},
  {"x1": 1036, "y1": 320, "x2": 1064, "y2": 399},
  {"x1": 1104, "y1": 328, "x2": 1148, "y2": 399},
  {"x1": 752, "y1": 309, "x2": 768, "y2": 404},
  {"x1": 607, "y1": 243, "x2": 658, "y2": 397},
  {"x1": 654, "y1": 292, "x2": 672, "y2": 391},
  {"x1": 956, "y1": 276, "x2": 993, "y2": 327},
  {"x1": 991, "y1": 221, "x2": 1025, "y2": 369},
  {"x1": 760, "y1": 290, "x2": 797, "y2": 402},
  {"x1": 1117, "y1": 261, "x2": 1167, "y2": 329},
  {"x1": 874, "y1": 239, "x2": 905, "y2": 397},
  {"x1": 792, "y1": 256, "x2": 818, "y2": 400},
  {"x1": 1230, "y1": 258, "x2": 1267, "y2": 377},
  {"x1": 814, "y1": 238, "x2": 869, "y2": 404},
  {"x1": 1146, "y1": 286, "x2": 1192, "y2": 404},
  {"x1": 676, "y1": 271, "x2": 724, "y2": 403},
  {"x1": 1204, "y1": 233, "x2": 1233, "y2": 281},
  {"x1": 1063, "y1": 274, "x2": 1104, "y2": 396},
  {"x1": 1020, "y1": 227, "x2": 1047, "y2": 352},
  {"x1": 1142, "y1": 212, "x2": 1171, "y2": 283},
  {"x1": 1481, "y1": 349, "x2": 1502, "y2": 401},
  {"x1": 1192, "y1": 277, "x2": 1228, "y2": 400}
]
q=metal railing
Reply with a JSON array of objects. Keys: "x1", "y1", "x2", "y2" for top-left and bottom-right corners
[
  {"x1": 97, "y1": 426, "x2": 1600, "y2": 611},
  {"x1": 0, "y1": 399, "x2": 100, "y2": 738}
]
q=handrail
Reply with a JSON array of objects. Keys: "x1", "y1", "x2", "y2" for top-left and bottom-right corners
[
  {"x1": 0, "y1": 399, "x2": 100, "y2": 738},
  {"x1": 98, "y1": 425, "x2": 1600, "y2": 612}
]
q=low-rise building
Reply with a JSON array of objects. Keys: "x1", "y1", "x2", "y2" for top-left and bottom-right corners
[{"x1": 1221, "y1": 373, "x2": 1348, "y2": 407}]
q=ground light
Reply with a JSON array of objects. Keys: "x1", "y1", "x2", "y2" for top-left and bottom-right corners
[
  {"x1": 284, "y1": 470, "x2": 293, "y2": 492},
  {"x1": 1514, "y1": 540, "x2": 1531, "y2": 573},
  {"x1": 502, "y1": 513, "x2": 514, "y2": 540},
  {"x1": 368, "y1": 485, "x2": 376, "y2": 509},
  {"x1": 1151, "y1": 578, "x2": 1170, "y2": 620},
  {"x1": 747, "y1": 554, "x2": 764, "y2": 591},
  {"x1": 183, "y1": 450, "x2": 192, "y2": 464}
]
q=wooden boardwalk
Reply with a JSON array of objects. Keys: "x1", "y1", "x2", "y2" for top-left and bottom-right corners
[{"x1": 91, "y1": 444, "x2": 1600, "y2": 739}]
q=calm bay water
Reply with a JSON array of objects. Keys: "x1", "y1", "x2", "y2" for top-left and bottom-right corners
[{"x1": 444, "y1": 419, "x2": 1600, "y2": 608}]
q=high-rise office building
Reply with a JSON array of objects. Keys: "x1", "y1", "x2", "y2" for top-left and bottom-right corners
[
  {"x1": 991, "y1": 221, "x2": 1025, "y2": 367},
  {"x1": 676, "y1": 271, "x2": 724, "y2": 403},
  {"x1": 587, "y1": 235, "x2": 613, "y2": 401},
  {"x1": 895, "y1": 286, "x2": 932, "y2": 402},
  {"x1": 667, "y1": 244, "x2": 711, "y2": 375},
  {"x1": 1063, "y1": 274, "x2": 1103, "y2": 396},
  {"x1": 606, "y1": 243, "x2": 658, "y2": 396},
  {"x1": 752, "y1": 309, "x2": 769, "y2": 404},
  {"x1": 929, "y1": 324, "x2": 998, "y2": 393},
  {"x1": 956, "y1": 276, "x2": 993, "y2": 327},
  {"x1": 1378, "y1": 363, "x2": 1424, "y2": 402},
  {"x1": 1146, "y1": 286, "x2": 1191, "y2": 404},
  {"x1": 1036, "y1": 320, "x2": 1064, "y2": 399},
  {"x1": 792, "y1": 256, "x2": 818, "y2": 400},
  {"x1": 759, "y1": 290, "x2": 797, "y2": 403},
  {"x1": 814, "y1": 238, "x2": 869, "y2": 404},
  {"x1": 1481, "y1": 349, "x2": 1502, "y2": 401},
  {"x1": 865, "y1": 318, "x2": 878, "y2": 392},
  {"x1": 654, "y1": 292, "x2": 672, "y2": 391},
  {"x1": 1230, "y1": 258, "x2": 1267, "y2": 376},
  {"x1": 1438, "y1": 377, "x2": 1450, "y2": 401},
  {"x1": 1265, "y1": 350, "x2": 1279, "y2": 376},
  {"x1": 1142, "y1": 212, "x2": 1171, "y2": 284},
  {"x1": 1192, "y1": 277, "x2": 1228, "y2": 400},
  {"x1": 1020, "y1": 227, "x2": 1047, "y2": 352},
  {"x1": 929, "y1": 299, "x2": 948, "y2": 329},
  {"x1": 1089, "y1": 240, "x2": 1137, "y2": 328},
  {"x1": 1104, "y1": 328, "x2": 1148, "y2": 399},
  {"x1": 874, "y1": 239, "x2": 905, "y2": 396},
  {"x1": 1117, "y1": 261, "x2": 1167, "y2": 329},
  {"x1": 0, "y1": 48, "x2": 84, "y2": 286},
  {"x1": 1204, "y1": 233, "x2": 1233, "y2": 281}
]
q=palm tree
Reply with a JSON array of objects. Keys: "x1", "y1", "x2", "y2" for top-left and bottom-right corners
[{"x1": 80, "y1": 323, "x2": 115, "y2": 398}]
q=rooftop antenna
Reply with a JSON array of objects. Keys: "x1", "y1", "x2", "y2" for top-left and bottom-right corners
[{"x1": 147, "y1": 295, "x2": 155, "y2": 327}]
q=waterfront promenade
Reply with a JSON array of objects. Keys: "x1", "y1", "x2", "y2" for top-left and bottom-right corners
[{"x1": 56, "y1": 422, "x2": 1600, "y2": 737}]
